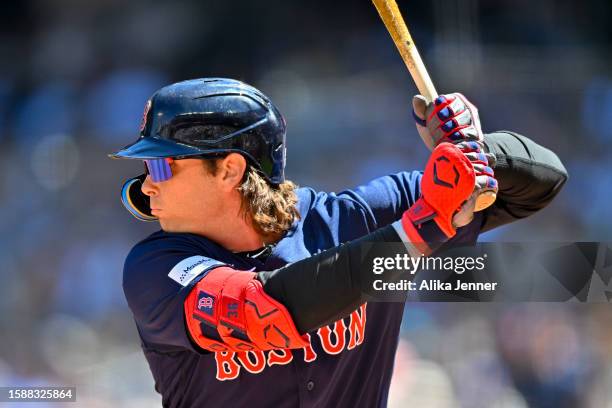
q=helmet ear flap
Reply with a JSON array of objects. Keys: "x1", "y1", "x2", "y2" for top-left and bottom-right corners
[{"x1": 121, "y1": 174, "x2": 157, "y2": 221}]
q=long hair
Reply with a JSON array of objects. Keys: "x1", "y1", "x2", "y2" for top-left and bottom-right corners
[
  {"x1": 204, "y1": 159, "x2": 300, "y2": 236},
  {"x1": 238, "y1": 168, "x2": 300, "y2": 235}
]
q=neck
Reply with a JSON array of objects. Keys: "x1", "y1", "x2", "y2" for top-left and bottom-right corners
[{"x1": 208, "y1": 214, "x2": 281, "y2": 253}]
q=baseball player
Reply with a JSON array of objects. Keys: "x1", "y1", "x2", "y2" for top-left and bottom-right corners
[{"x1": 110, "y1": 78, "x2": 567, "y2": 407}]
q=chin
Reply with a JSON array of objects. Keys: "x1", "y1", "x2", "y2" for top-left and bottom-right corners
[
  {"x1": 158, "y1": 219, "x2": 175, "y2": 232},
  {"x1": 159, "y1": 219, "x2": 191, "y2": 234}
]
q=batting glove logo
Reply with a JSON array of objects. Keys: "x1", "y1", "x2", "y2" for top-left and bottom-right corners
[{"x1": 433, "y1": 155, "x2": 460, "y2": 188}]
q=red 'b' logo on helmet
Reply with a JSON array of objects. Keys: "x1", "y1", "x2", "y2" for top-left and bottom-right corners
[{"x1": 139, "y1": 100, "x2": 152, "y2": 133}]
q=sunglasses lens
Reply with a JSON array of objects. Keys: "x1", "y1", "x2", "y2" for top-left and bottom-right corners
[{"x1": 144, "y1": 159, "x2": 172, "y2": 182}]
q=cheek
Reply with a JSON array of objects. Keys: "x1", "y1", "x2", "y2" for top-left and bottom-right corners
[
  {"x1": 180, "y1": 180, "x2": 221, "y2": 214},
  {"x1": 158, "y1": 166, "x2": 222, "y2": 220}
]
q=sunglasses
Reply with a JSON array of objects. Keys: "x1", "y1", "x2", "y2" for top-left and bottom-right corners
[
  {"x1": 144, "y1": 154, "x2": 228, "y2": 182},
  {"x1": 144, "y1": 158, "x2": 172, "y2": 182}
]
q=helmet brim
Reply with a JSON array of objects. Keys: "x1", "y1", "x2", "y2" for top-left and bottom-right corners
[{"x1": 109, "y1": 137, "x2": 206, "y2": 159}]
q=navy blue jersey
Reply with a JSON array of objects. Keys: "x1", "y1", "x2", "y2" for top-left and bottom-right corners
[{"x1": 123, "y1": 171, "x2": 483, "y2": 408}]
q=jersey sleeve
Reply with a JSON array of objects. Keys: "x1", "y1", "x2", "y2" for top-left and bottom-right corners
[
  {"x1": 300, "y1": 185, "x2": 391, "y2": 244},
  {"x1": 336, "y1": 171, "x2": 423, "y2": 230},
  {"x1": 122, "y1": 233, "x2": 226, "y2": 352},
  {"x1": 481, "y1": 131, "x2": 568, "y2": 232}
]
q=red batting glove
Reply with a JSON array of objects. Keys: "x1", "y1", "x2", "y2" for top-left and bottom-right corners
[{"x1": 393, "y1": 142, "x2": 475, "y2": 255}]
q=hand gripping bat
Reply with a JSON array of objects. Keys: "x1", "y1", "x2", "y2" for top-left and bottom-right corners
[{"x1": 372, "y1": 0, "x2": 496, "y2": 212}]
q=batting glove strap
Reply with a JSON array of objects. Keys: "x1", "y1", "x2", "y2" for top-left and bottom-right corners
[
  {"x1": 184, "y1": 267, "x2": 309, "y2": 353},
  {"x1": 394, "y1": 197, "x2": 452, "y2": 256},
  {"x1": 412, "y1": 108, "x2": 427, "y2": 127}
]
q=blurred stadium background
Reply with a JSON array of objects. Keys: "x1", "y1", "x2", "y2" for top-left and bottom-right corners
[{"x1": 0, "y1": 0, "x2": 611, "y2": 406}]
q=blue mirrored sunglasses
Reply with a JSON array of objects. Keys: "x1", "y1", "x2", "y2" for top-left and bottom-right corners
[
  {"x1": 144, "y1": 158, "x2": 172, "y2": 182},
  {"x1": 144, "y1": 154, "x2": 228, "y2": 182}
]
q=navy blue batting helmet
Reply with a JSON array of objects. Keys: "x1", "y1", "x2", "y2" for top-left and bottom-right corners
[{"x1": 110, "y1": 78, "x2": 288, "y2": 221}]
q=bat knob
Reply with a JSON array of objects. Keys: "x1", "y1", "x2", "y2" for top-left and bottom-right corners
[{"x1": 474, "y1": 191, "x2": 497, "y2": 212}]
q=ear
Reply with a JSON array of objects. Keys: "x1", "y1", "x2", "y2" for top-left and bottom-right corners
[{"x1": 217, "y1": 153, "x2": 247, "y2": 191}]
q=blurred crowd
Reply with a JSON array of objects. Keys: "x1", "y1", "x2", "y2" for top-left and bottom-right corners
[{"x1": 0, "y1": 0, "x2": 611, "y2": 406}]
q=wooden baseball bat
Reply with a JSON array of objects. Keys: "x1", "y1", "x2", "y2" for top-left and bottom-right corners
[{"x1": 372, "y1": 0, "x2": 496, "y2": 212}]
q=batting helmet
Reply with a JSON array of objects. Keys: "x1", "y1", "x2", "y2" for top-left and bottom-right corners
[{"x1": 110, "y1": 78, "x2": 288, "y2": 221}]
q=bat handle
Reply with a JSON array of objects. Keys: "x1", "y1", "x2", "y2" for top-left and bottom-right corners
[
  {"x1": 474, "y1": 190, "x2": 496, "y2": 212},
  {"x1": 421, "y1": 92, "x2": 497, "y2": 212},
  {"x1": 418, "y1": 92, "x2": 496, "y2": 211},
  {"x1": 418, "y1": 84, "x2": 438, "y2": 105},
  {"x1": 418, "y1": 88, "x2": 496, "y2": 211},
  {"x1": 370, "y1": 0, "x2": 496, "y2": 212},
  {"x1": 424, "y1": 89, "x2": 496, "y2": 211}
]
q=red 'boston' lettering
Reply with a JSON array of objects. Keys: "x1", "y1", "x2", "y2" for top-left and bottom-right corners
[
  {"x1": 267, "y1": 349, "x2": 293, "y2": 367},
  {"x1": 302, "y1": 334, "x2": 318, "y2": 362},
  {"x1": 318, "y1": 319, "x2": 347, "y2": 355},
  {"x1": 236, "y1": 351, "x2": 266, "y2": 374},
  {"x1": 215, "y1": 351, "x2": 240, "y2": 381},
  {"x1": 348, "y1": 303, "x2": 367, "y2": 350},
  {"x1": 215, "y1": 304, "x2": 369, "y2": 381}
]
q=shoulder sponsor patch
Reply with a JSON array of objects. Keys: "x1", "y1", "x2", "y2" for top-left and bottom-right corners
[{"x1": 168, "y1": 256, "x2": 225, "y2": 286}]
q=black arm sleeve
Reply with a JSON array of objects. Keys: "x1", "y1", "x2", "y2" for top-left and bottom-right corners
[
  {"x1": 481, "y1": 131, "x2": 568, "y2": 232},
  {"x1": 258, "y1": 225, "x2": 401, "y2": 334}
]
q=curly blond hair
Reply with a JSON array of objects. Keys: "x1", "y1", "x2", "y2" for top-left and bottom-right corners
[{"x1": 204, "y1": 159, "x2": 300, "y2": 236}]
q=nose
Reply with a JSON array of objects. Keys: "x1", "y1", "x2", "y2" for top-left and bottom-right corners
[{"x1": 141, "y1": 174, "x2": 159, "y2": 197}]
